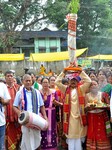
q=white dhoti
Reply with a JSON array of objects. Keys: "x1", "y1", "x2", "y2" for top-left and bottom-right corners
[
  {"x1": 21, "y1": 126, "x2": 41, "y2": 150},
  {"x1": 66, "y1": 137, "x2": 85, "y2": 150}
]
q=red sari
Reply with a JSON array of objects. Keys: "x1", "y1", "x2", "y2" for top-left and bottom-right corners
[
  {"x1": 5, "y1": 84, "x2": 21, "y2": 150},
  {"x1": 86, "y1": 92, "x2": 111, "y2": 150}
]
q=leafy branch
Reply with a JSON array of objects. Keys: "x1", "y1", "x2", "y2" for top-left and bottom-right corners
[{"x1": 68, "y1": 0, "x2": 80, "y2": 14}]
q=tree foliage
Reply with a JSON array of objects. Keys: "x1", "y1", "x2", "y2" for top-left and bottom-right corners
[
  {"x1": 77, "y1": 0, "x2": 112, "y2": 55},
  {"x1": 0, "y1": 0, "x2": 48, "y2": 53},
  {"x1": 0, "y1": 0, "x2": 112, "y2": 55},
  {"x1": 46, "y1": 0, "x2": 112, "y2": 55},
  {"x1": 68, "y1": 0, "x2": 80, "y2": 14}
]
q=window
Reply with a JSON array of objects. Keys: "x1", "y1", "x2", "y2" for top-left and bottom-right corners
[
  {"x1": 50, "y1": 47, "x2": 57, "y2": 52},
  {"x1": 49, "y1": 37, "x2": 56, "y2": 40},
  {"x1": 39, "y1": 48, "x2": 46, "y2": 53}
]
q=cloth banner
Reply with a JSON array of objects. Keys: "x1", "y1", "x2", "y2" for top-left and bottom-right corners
[
  {"x1": 29, "y1": 48, "x2": 88, "y2": 62},
  {"x1": 66, "y1": 13, "x2": 77, "y2": 64},
  {"x1": 0, "y1": 54, "x2": 24, "y2": 61}
]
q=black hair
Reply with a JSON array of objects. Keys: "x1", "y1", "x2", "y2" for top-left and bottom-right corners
[
  {"x1": 15, "y1": 76, "x2": 22, "y2": 85},
  {"x1": 97, "y1": 69, "x2": 108, "y2": 78},
  {"x1": 88, "y1": 72, "x2": 97, "y2": 77},
  {"x1": 107, "y1": 72, "x2": 112, "y2": 78},
  {"x1": 49, "y1": 76, "x2": 56, "y2": 81},
  {"x1": 36, "y1": 75, "x2": 42, "y2": 80},
  {"x1": 62, "y1": 78, "x2": 69, "y2": 84},
  {"x1": 41, "y1": 77, "x2": 49, "y2": 83},
  {"x1": 4, "y1": 70, "x2": 14, "y2": 76},
  {"x1": 27, "y1": 72, "x2": 36, "y2": 76}
]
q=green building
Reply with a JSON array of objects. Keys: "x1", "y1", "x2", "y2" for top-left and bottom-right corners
[{"x1": 14, "y1": 28, "x2": 67, "y2": 57}]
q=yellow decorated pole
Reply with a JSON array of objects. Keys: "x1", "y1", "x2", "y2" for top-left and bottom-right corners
[{"x1": 67, "y1": 0, "x2": 80, "y2": 66}]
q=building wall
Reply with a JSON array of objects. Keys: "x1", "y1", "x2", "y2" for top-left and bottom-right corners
[
  {"x1": 34, "y1": 37, "x2": 61, "y2": 53},
  {"x1": 0, "y1": 60, "x2": 68, "y2": 76}
]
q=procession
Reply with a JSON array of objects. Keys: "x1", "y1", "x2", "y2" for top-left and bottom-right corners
[{"x1": 0, "y1": 0, "x2": 112, "y2": 150}]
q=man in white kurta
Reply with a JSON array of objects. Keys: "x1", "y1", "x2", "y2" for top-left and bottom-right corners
[
  {"x1": 55, "y1": 70, "x2": 91, "y2": 150},
  {"x1": 13, "y1": 74, "x2": 47, "y2": 150}
]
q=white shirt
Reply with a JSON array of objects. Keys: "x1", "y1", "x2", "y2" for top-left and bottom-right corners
[
  {"x1": 38, "y1": 83, "x2": 42, "y2": 90},
  {"x1": 13, "y1": 88, "x2": 44, "y2": 114},
  {"x1": 0, "y1": 82, "x2": 11, "y2": 126},
  {"x1": 13, "y1": 88, "x2": 44, "y2": 150}
]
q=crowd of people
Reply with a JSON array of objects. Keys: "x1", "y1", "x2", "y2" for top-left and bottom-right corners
[{"x1": 0, "y1": 65, "x2": 112, "y2": 150}]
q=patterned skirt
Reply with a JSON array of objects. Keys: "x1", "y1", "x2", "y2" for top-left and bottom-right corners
[
  {"x1": 86, "y1": 111, "x2": 111, "y2": 150},
  {"x1": 6, "y1": 121, "x2": 21, "y2": 150}
]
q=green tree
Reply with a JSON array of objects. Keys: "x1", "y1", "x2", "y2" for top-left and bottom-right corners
[
  {"x1": 76, "y1": 0, "x2": 112, "y2": 55},
  {"x1": 44, "y1": 0, "x2": 68, "y2": 29},
  {"x1": 0, "y1": 0, "x2": 49, "y2": 53},
  {"x1": 46, "y1": 0, "x2": 112, "y2": 55},
  {"x1": 0, "y1": 0, "x2": 112, "y2": 55}
]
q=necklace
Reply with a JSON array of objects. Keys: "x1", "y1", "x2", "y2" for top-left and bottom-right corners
[
  {"x1": 43, "y1": 93, "x2": 47, "y2": 101},
  {"x1": 42, "y1": 89, "x2": 50, "y2": 101}
]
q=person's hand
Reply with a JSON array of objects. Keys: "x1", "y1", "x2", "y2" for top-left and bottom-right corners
[
  {"x1": 0, "y1": 97, "x2": 4, "y2": 105},
  {"x1": 42, "y1": 116, "x2": 49, "y2": 130},
  {"x1": 77, "y1": 69, "x2": 82, "y2": 75},
  {"x1": 18, "y1": 111, "x2": 22, "y2": 118},
  {"x1": 85, "y1": 103, "x2": 90, "y2": 107},
  {"x1": 63, "y1": 69, "x2": 67, "y2": 74},
  {"x1": 53, "y1": 99, "x2": 63, "y2": 107},
  {"x1": 85, "y1": 103, "x2": 96, "y2": 113}
]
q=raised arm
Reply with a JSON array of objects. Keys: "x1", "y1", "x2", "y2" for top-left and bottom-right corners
[
  {"x1": 55, "y1": 72, "x2": 67, "y2": 94},
  {"x1": 80, "y1": 71, "x2": 91, "y2": 93}
]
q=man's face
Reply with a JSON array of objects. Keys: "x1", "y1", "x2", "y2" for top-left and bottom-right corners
[
  {"x1": 31, "y1": 74, "x2": 36, "y2": 83},
  {"x1": 69, "y1": 78, "x2": 78, "y2": 88},
  {"x1": 5, "y1": 73, "x2": 14, "y2": 84},
  {"x1": 23, "y1": 76, "x2": 32, "y2": 90},
  {"x1": 37, "y1": 77, "x2": 42, "y2": 84}
]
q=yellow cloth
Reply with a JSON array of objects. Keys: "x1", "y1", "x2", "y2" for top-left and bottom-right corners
[
  {"x1": 29, "y1": 48, "x2": 88, "y2": 62},
  {"x1": 0, "y1": 54, "x2": 24, "y2": 61},
  {"x1": 55, "y1": 71, "x2": 91, "y2": 138},
  {"x1": 40, "y1": 66, "x2": 46, "y2": 74}
]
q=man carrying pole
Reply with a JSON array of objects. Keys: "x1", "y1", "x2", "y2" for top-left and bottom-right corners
[{"x1": 55, "y1": 1, "x2": 91, "y2": 150}]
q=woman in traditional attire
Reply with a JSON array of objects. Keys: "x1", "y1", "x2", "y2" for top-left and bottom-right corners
[
  {"x1": 49, "y1": 76, "x2": 68, "y2": 149},
  {"x1": 49, "y1": 76, "x2": 56, "y2": 90},
  {"x1": 97, "y1": 70, "x2": 112, "y2": 96},
  {"x1": 89, "y1": 72, "x2": 97, "y2": 81},
  {"x1": 85, "y1": 80, "x2": 111, "y2": 150},
  {"x1": 107, "y1": 73, "x2": 112, "y2": 85},
  {"x1": 40, "y1": 77, "x2": 62, "y2": 150},
  {"x1": 57, "y1": 78, "x2": 69, "y2": 149}
]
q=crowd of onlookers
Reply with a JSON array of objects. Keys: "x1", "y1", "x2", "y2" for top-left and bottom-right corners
[{"x1": 0, "y1": 66, "x2": 112, "y2": 150}]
